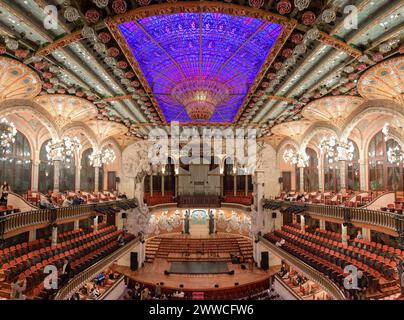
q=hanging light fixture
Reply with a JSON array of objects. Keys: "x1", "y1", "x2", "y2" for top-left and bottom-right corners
[
  {"x1": 0, "y1": 117, "x2": 17, "y2": 156},
  {"x1": 46, "y1": 136, "x2": 82, "y2": 163},
  {"x1": 89, "y1": 147, "x2": 116, "y2": 167},
  {"x1": 319, "y1": 136, "x2": 355, "y2": 163},
  {"x1": 381, "y1": 122, "x2": 404, "y2": 165},
  {"x1": 283, "y1": 148, "x2": 310, "y2": 167}
]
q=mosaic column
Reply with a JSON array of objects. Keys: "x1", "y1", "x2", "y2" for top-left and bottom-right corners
[
  {"x1": 341, "y1": 223, "x2": 348, "y2": 245},
  {"x1": 51, "y1": 226, "x2": 58, "y2": 246},
  {"x1": 150, "y1": 174, "x2": 153, "y2": 197},
  {"x1": 300, "y1": 215, "x2": 305, "y2": 232},
  {"x1": 233, "y1": 174, "x2": 237, "y2": 196},
  {"x1": 162, "y1": 175, "x2": 165, "y2": 196},
  {"x1": 94, "y1": 166, "x2": 100, "y2": 192},
  {"x1": 31, "y1": 160, "x2": 40, "y2": 192},
  {"x1": 53, "y1": 160, "x2": 60, "y2": 192},
  {"x1": 359, "y1": 158, "x2": 367, "y2": 191},
  {"x1": 93, "y1": 216, "x2": 98, "y2": 232},
  {"x1": 339, "y1": 160, "x2": 347, "y2": 192},
  {"x1": 75, "y1": 164, "x2": 81, "y2": 192},
  {"x1": 299, "y1": 166, "x2": 304, "y2": 193}
]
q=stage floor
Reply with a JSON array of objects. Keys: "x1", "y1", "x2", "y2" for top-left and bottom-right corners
[
  {"x1": 114, "y1": 259, "x2": 277, "y2": 291},
  {"x1": 169, "y1": 261, "x2": 229, "y2": 274}
]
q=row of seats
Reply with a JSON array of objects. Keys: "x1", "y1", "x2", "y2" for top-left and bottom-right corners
[
  {"x1": 0, "y1": 225, "x2": 119, "y2": 283},
  {"x1": 0, "y1": 239, "x2": 50, "y2": 265},
  {"x1": 57, "y1": 229, "x2": 85, "y2": 243},
  {"x1": 266, "y1": 226, "x2": 400, "y2": 294}
]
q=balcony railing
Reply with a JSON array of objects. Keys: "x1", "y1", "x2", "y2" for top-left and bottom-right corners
[
  {"x1": 54, "y1": 237, "x2": 140, "y2": 300},
  {"x1": 259, "y1": 236, "x2": 347, "y2": 300},
  {"x1": 264, "y1": 200, "x2": 404, "y2": 235},
  {"x1": 0, "y1": 199, "x2": 137, "y2": 237}
]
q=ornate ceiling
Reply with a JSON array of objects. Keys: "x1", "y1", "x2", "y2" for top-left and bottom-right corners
[{"x1": 0, "y1": 0, "x2": 401, "y2": 142}]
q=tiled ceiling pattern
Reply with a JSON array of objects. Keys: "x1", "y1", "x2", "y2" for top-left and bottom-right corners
[{"x1": 0, "y1": 0, "x2": 401, "y2": 140}]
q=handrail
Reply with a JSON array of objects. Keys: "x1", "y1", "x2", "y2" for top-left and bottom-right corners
[
  {"x1": 265, "y1": 200, "x2": 404, "y2": 235},
  {"x1": 98, "y1": 275, "x2": 125, "y2": 300},
  {"x1": 54, "y1": 237, "x2": 140, "y2": 300},
  {"x1": 0, "y1": 199, "x2": 137, "y2": 237},
  {"x1": 273, "y1": 274, "x2": 303, "y2": 300},
  {"x1": 259, "y1": 236, "x2": 347, "y2": 300}
]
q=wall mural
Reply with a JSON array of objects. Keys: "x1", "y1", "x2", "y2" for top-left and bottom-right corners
[{"x1": 144, "y1": 208, "x2": 252, "y2": 237}]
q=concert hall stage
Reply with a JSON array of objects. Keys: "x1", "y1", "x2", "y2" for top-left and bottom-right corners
[{"x1": 169, "y1": 261, "x2": 229, "y2": 274}]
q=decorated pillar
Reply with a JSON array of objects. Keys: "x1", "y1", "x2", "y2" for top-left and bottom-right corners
[
  {"x1": 53, "y1": 160, "x2": 60, "y2": 192},
  {"x1": 233, "y1": 174, "x2": 237, "y2": 196},
  {"x1": 359, "y1": 158, "x2": 367, "y2": 191},
  {"x1": 253, "y1": 170, "x2": 265, "y2": 233},
  {"x1": 93, "y1": 215, "x2": 98, "y2": 232},
  {"x1": 299, "y1": 166, "x2": 304, "y2": 193},
  {"x1": 339, "y1": 160, "x2": 347, "y2": 192},
  {"x1": 94, "y1": 166, "x2": 100, "y2": 192},
  {"x1": 245, "y1": 175, "x2": 248, "y2": 196},
  {"x1": 51, "y1": 226, "x2": 58, "y2": 246},
  {"x1": 341, "y1": 223, "x2": 348, "y2": 245},
  {"x1": 150, "y1": 174, "x2": 153, "y2": 197},
  {"x1": 74, "y1": 220, "x2": 80, "y2": 231},
  {"x1": 319, "y1": 219, "x2": 326, "y2": 230},
  {"x1": 300, "y1": 215, "x2": 305, "y2": 232},
  {"x1": 162, "y1": 175, "x2": 165, "y2": 196},
  {"x1": 75, "y1": 164, "x2": 81, "y2": 192},
  {"x1": 31, "y1": 160, "x2": 40, "y2": 192}
]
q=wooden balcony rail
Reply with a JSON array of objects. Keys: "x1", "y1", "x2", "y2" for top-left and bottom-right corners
[
  {"x1": 264, "y1": 200, "x2": 404, "y2": 235},
  {"x1": 259, "y1": 236, "x2": 347, "y2": 300},
  {"x1": 0, "y1": 199, "x2": 137, "y2": 237},
  {"x1": 54, "y1": 237, "x2": 140, "y2": 300}
]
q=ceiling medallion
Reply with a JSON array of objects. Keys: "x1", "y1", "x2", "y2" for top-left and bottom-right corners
[{"x1": 294, "y1": 0, "x2": 311, "y2": 11}]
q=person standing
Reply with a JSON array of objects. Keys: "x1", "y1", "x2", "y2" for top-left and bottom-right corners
[{"x1": 0, "y1": 181, "x2": 10, "y2": 206}]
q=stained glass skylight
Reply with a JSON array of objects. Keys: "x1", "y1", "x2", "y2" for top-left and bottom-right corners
[{"x1": 118, "y1": 13, "x2": 283, "y2": 123}]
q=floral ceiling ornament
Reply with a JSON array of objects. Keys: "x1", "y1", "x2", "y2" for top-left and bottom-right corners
[
  {"x1": 81, "y1": 25, "x2": 96, "y2": 40},
  {"x1": 322, "y1": 8, "x2": 336, "y2": 24},
  {"x1": 248, "y1": 0, "x2": 264, "y2": 8},
  {"x1": 137, "y1": 0, "x2": 151, "y2": 6},
  {"x1": 305, "y1": 27, "x2": 320, "y2": 41},
  {"x1": 112, "y1": 0, "x2": 127, "y2": 14},
  {"x1": 294, "y1": 0, "x2": 311, "y2": 11},
  {"x1": 294, "y1": 43, "x2": 307, "y2": 55},
  {"x1": 277, "y1": 1, "x2": 292, "y2": 15},
  {"x1": 98, "y1": 32, "x2": 111, "y2": 44},
  {"x1": 5, "y1": 37, "x2": 18, "y2": 50},
  {"x1": 379, "y1": 42, "x2": 392, "y2": 54},
  {"x1": 85, "y1": 9, "x2": 101, "y2": 24},
  {"x1": 64, "y1": 6, "x2": 80, "y2": 22},
  {"x1": 302, "y1": 11, "x2": 316, "y2": 26},
  {"x1": 93, "y1": 0, "x2": 109, "y2": 8}
]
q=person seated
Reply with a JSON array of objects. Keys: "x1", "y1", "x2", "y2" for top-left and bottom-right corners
[
  {"x1": 62, "y1": 196, "x2": 73, "y2": 207},
  {"x1": 40, "y1": 195, "x2": 55, "y2": 209},
  {"x1": 89, "y1": 284, "x2": 100, "y2": 299},
  {"x1": 72, "y1": 195, "x2": 84, "y2": 206}
]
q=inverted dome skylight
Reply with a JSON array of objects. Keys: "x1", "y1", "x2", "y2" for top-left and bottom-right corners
[{"x1": 117, "y1": 12, "x2": 283, "y2": 123}]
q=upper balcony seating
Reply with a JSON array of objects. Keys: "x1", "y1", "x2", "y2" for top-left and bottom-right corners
[
  {"x1": 0, "y1": 225, "x2": 135, "y2": 299},
  {"x1": 224, "y1": 192, "x2": 253, "y2": 206},
  {"x1": 264, "y1": 225, "x2": 402, "y2": 297},
  {"x1": 144, "y1": 192, "x2": 174, "y2": 206}
]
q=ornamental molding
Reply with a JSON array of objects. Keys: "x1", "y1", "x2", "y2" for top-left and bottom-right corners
[
  {"x1": 36, "y1": 30, "x2": 83, "y2": 56},
  {"x1": 105, "y1": 2, "x2": 297, "y2": 125},
  {"x1": 318, "y1": 31, "x2": 362, "y2": 58}
]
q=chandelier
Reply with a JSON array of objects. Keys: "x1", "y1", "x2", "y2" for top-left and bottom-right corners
[
  {"x1": 0, "y1": 117, "x2": 17, "y2": 155},
  {"x1": 171, "y1": 78, "x2": 230, "y2": 121},
  {"x1": 89, "y1": 147, "x2": 116, "y2": 167},
  {"x1": 382, "y1": 123, "x2": 404, "y2": 165},
  {"x1": 46, "y1": 136, "x2": 82, "y2": 162},
  {"x1": 283, "y1": 148, "x2": 310, "y2": 167},
  {"x1": 319, "y1": 136, "x2": 354, "y2": 163}
]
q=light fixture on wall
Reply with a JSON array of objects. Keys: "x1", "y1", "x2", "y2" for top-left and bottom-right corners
[
  {"x1": 0, "y1": 117, "x2": 17, "y2": 157},
  {"x1": 46, "y1": 136, "x2": 82, "y2": 163},
  {"x1": 382, "y1": 122, "x2": 404, "y2": 165}
]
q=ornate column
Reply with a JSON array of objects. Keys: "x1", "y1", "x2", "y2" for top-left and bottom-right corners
[
  {"x1": 341, "y1": 223, "x2": 348, "y2": 245},
  {"x1": 94, "y1": 166, "x2": 100, "y2": 192},
  {"x1": 53, "y1": 160, "x2": 60, "y2": 192},
  {"x1": 319, "y1": 219, "x2": 326, "y2": 230},
  {"x1": 74, "y1": 220, "x2": 80, "y2": 231},
  {"x1": 233, "y1": 174, "x2": 237, "y2": 196},
  {"x1": 150, "y1": 174, "x2": 153, "y2": 197},
  {"x1": 359, "y1": 158, "x2": 367, "y2": 191},
  {"x1": 245, "y1": 175, "x2": 248, "y2": 196},
  {"x1": 75, "y1": 164, "x2": 81, "y2": 192},
  {"x1": 299, "y1": 166, "x2": 304, "y2": 193},
  {"x1": 253, "y1": 170, "x2": 265, "y2": 233},
  {"x1": 339, "y1": 160, "x2": 347, "y2": 192},
  {"x1": 93, "y1": 216, "x2": 98, "y2": 232},
  {"x1": 51, "y1": 225, "x2": 58, "y2": 246},
  {"x1": 31, "y1": 160, "x2": 40, "y2": 192},
  {"x1": 162, "y1": 175, "x2": 165, "y2": 196},
  {"x1": 175, "y1": 174, "x2": 178, "y2": 197},
  {"x1": 300, "y1": 215, "x2": 305, "y2": 232}
]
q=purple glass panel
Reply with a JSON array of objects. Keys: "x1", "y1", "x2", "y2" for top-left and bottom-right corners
[{"x1": 119, "y1": 13, "x2": 283, "y2": 123}]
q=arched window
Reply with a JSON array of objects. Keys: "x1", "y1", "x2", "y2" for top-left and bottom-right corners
[
  {"x1": 346, "y1": 140, "x2": 360, "y2": 191},
  {"x1": 0, "y1": 131, "x2": 32, "y2": 194},
  {"x1": 59, "y1": 153, "x2": 76, "y2": 192},
  {"x1": 368, "y1": 131, "x2": 403, "y2": 191},
  {"x1": 39, "y1": 139, "x2": 54, "y2": 194},
  {"x1": 304, "y1": 148, "x2": 319, "y2": 192},
  {"x1": 80, "y1": 148, "x2": 95, "y2": 191}
]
